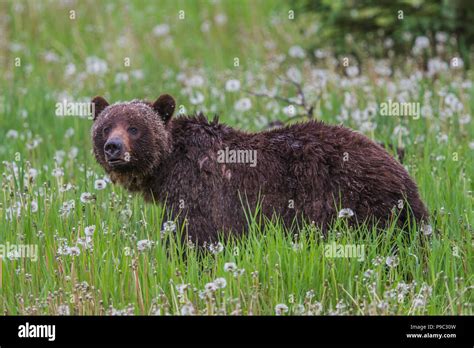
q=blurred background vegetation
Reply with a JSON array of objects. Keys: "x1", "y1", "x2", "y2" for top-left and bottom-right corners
[{"x1": 292, "y1": 0, "x2": 474, "y2": 69}]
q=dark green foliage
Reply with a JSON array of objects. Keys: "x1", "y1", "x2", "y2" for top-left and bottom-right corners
[{"x1": 293, "y1": 0, "x2": 474, "y2": 67}]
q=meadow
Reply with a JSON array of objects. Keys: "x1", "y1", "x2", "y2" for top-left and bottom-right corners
[{"x1": 0, "y1": 0, "x2": 472, "y2": 315}]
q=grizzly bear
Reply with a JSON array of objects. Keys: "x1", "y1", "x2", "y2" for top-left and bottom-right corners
[{"x1": 91, "y1": 95, "x2": 428, "y2": 244}]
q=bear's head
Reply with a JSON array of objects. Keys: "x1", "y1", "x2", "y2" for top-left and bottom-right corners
[{"x1": 91, "y1": 95, "x2": 176, "y2": 180}]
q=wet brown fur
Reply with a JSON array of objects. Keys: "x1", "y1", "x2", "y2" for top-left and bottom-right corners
[{"x1": 92, "y1": 95, "x2": 428, "y2": 245}]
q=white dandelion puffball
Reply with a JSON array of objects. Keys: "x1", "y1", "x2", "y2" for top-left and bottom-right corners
[
  {"x1": 338, "y1": 208, "x2": 354, "y2": 218},
  {"x1": 225, "y1": 79, "x2": 241, "y2": 92},
  {"x1": 275, "y1": 303, "x2": 289, "y2": 315},
  {"x1": 234, "y1": 98, "x2": 252, "y2": 112},
  {"x1": 94, "y1": 179, "x2": 107, "y2": 190},
  {"x1": 224, "y1": 262, "x2": 237, "y2": 272}
]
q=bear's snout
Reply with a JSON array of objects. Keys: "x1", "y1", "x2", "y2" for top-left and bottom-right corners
[{"x1": 104, "y1": 138, "x2": 124, "y2": 162}]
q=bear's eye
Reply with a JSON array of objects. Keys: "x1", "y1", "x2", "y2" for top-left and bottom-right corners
[
  {"x1": 128, "y1": 127, "x2": 138, "y2": 135},
  {"x1": 103, "y1": 126, "x2": 111, "y2": 136}
]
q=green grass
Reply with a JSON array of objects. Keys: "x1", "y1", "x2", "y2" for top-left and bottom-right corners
[{"x1": 0, "y1": 0, "x2": 472, "y2": 315}]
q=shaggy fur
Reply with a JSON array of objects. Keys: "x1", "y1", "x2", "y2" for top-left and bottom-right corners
[{"x1": 91, "y1": 95, "x2": 428, "y2": 245}]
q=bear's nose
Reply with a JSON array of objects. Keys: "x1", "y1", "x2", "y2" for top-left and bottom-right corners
[{"x1": 104, "y1": 138, "x2": 123, "y2": 159}]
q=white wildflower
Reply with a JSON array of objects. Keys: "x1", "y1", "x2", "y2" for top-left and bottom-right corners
[
  {"x1": 363, "y1": 269, "x2": 374, "y2": 279},
  {"x1": 338, "y1": 208, "x2": 354, "y2": 218},
  {"x1": 225, "y1": 79, "x2": 240, "y2": 92},
  {"x1": 234, "y1": 98, "x2": 252, "y2": 112},
  {"x1": 275, "y1": 303, "x2": 289, "y2": 315},
  {"x1": 208, "y1": 242, "x2": 224, "y2": 254},
  {"x1": 294, "y1": 304, "x2": 305, "y2": 315},
  {"x1": 6, "y1": 129, "x2": 19, "y2": 139},
  {"x1": 412, "y1": 294, "x2": 426, "y2": 308},
  {"x1": 180, "y1": 303, "x2": 196, "y2": 315},
  {"x1": 69, "y1": 246, "x2": 81, "y2": 256},
  {"x1": 214, "y1": 277, "x2": 227, "y2": 289},
  {"x1": 84, "y1": 225, "x2": 96, "y2": 236},
  {"x1": 57, "y1": 304, "x2": 70, "y2": 315},
  {"x1": 345, "y1": 65, "x2": 359, "y2": 78},
  {"x1": 414, "y1": 36, "x2": 430, "y2": 50},
  {"x1": 85, "y1": 56, "x2": 108, "y2": 75},
  {"x1": 187, "y1": 74, "x2": 205, "y2": 88},
  {"x1": 372, "y1": 256, "x2": 384, "y2": 266},
  {"x1": 233, "y1": 268, "x2": 245, "y2": 278},
  {"x1": 176, "y1": 284, "x2": 188, "y2": 294},
  {"x1": 52, "y1": 167, "x2": 64, "y2": 177},
  {"x1": 94, "y1": 179, "x2": 107, "y2": 190},
  {"x1": 59, "y1": 200, "x2": 75, "y2": 216},
  {"x1": 386, "y1": 255, "x2": 399, "y2": 268},
  {"x1": 393, "y1": 125, "x2": 409, "y2": 136},
  {"x1": 205, "y1": 282, "x2": 217, "y2": 292},
  {"x1": 64, "y1": 63, "x2": 76, "y2": 77},
  {"x1": 224, "y1": 262, "x2": 237, "y2": 272},
  {"x1": 59, "y1": 183, "x2": 74, "y2": 193},
  {"x1": 77, "y1": 236, "x2": 93, "y2": 250},
  {"x1": 43, "y1": 51, "x2": 59, "y2": 62},
  {"x1": 288, "y1": 45, "x2": 306, "y2": 58},
  {"x1": 65, "y1": 127, "x2": 75, "y2": 138},
  {"x1": 435, "y1": 32, "x2": 448, "y2": 43},
  {"x1": 421, "y1": 224, "x2": 433, "y2": 236},
  {"x1": 162, "y1": 221, "x2": 176, "y2": 233},
  {"x1": 28, "y1": 200, "x2": 38, "y2": 213},
  {"x1": 459, "y1": 114, "x2": 471, "y2": 125},
  {"x1": 152, "y1": 24, "x2": 170, "y2": 37},
  {"x1": 137, "y1": 239, "x2": 152, "y2": 252},
  {"x1": 131, "y1": 69, "x2": 144, "y2": 80},
  {"x1": 189, "y1": 91, "x2": 204, "y2": 105},
  {"x1": 214, "y1": 13, "x2": 227, "y2": 25},
  {"x1": 114, "y1": 72, "x2": 129, "y2": 84},
  {"x1": 80, "y1": 192, "x2": 94, "y2": 204}
]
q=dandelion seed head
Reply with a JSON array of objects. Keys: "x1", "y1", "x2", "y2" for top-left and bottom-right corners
[
  {"x1": 385, "y1": 255, "x2": 399, "y2": 268},
  {"x1": 180, "y1": 303, "x2": 195, "y2": 315},
  {"x1": 421, "y1": 223, "x2": 433, "y2": 236},
  {"x1": 84, "y1": 225, "x2": 96, "y2": 236},
  {"x1": 137, "y1": 239, "x2": 152, "y2": 252},
  {"x1": 152, "y1": 23, "x2": 170, "y2": 37},
  {"x1": 225, "y1": 79, "x2": 241, "y2": 92},
  {"x1": 234, "y1": 98, "x2": 252, "y2": 112},
  {"x1": 80, "y1": 192, "x2": 94, "y2": 204},
  {"x1": 205, "y1": 282, "x2": 217, "y2": 292},
  {"x1": 275, "y1": 303, "x2": 289, "y2": 315},
  {"x1": 224, "y1": 262, "x2": 237, "y2": 272},
  {"x1": 338, "y1": 208, "x2": 354, "y2": 218},
  {"x1": 162, "y1": 221, "x2": 176, "y2": 233},
  {"x1": 288, "y1": 45, "x2": 306, "y2": 59},
  {"x1": 69, "y1": 246, "x2": 81, "y2": 256},
  {"x1": 57, "y1": 304, "x2": 70, "y2": 315},
  {"x1": 214, "y1": 277, "x2": 227, "y2": 289}
]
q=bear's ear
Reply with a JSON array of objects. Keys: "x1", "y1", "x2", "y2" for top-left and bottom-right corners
[
  {"x1": 91, "y1": 96, "x2": 109, "y2": 121},
  {"x1": 152, "y1": 94, "x2": 176, "y2": 123}
]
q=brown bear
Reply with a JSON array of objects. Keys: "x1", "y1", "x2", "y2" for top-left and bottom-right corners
[{"x1": 91, "y1": 95, "x2": 428, "y2": 245}]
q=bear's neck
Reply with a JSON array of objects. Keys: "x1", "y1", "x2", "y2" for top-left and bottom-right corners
[{"x1": 109, "y1": 170, "x2": 153, "y2": 195}]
